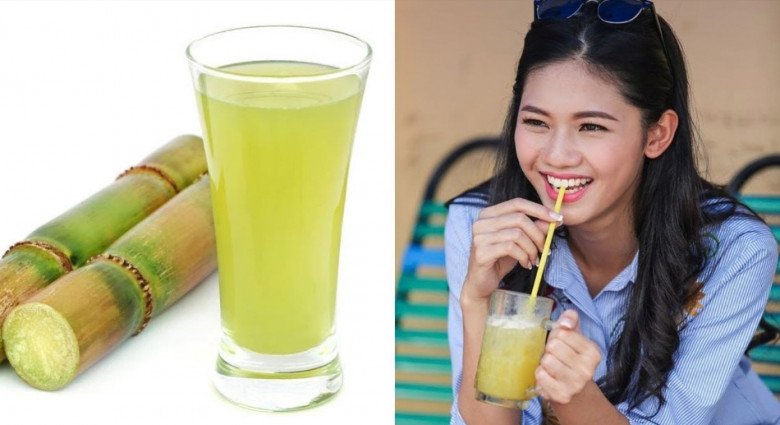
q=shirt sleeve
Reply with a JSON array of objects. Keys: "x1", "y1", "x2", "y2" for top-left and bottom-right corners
[
  {"x1": 445, "y1": 203, "x2": 473, "y2": 425},
  {"x1": 445, "y1": 203, "x2": 544, "y2": 425},
  {"x1": 616, "y1": 222, "x2": 778, "y2": 424}
]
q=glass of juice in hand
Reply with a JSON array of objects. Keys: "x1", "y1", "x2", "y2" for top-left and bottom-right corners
[
  {"x1": 186, "y1": 26, "x2": 371, "y2": 411},
  {"x1": 476, "y1": 290, "x2": 554, "y2": 409}
]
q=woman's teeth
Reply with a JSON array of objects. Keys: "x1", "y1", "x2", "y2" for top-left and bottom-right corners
[{"x1": 546, "y1": 175, "x2": 592, "y2": 193}]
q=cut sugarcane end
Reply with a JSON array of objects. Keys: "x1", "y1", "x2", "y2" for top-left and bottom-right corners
[{"x1": 3, "y1": 302, "x2": 79, "y2": 391}]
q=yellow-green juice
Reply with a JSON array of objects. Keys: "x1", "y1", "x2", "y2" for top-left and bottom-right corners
[
  {"x1": 196, "y1": 61, "x2": 364, "y2": 355},
  {"x1": 476, "y1": 317, "x2": 546, "y2": 404}
]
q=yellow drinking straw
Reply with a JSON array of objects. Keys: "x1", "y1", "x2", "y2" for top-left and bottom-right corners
[{"x1": 529, "y1": 185, "x2": 566, "y2": 299}]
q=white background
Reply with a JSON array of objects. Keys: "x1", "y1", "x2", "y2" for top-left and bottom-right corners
[{"x1": 0, "y1": 1, "x2": 394, "y2": 423}]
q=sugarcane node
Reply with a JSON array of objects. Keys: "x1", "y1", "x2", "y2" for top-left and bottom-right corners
[
  {"x1": 0, "y1": 288, "x2": 19, "y2": 318},
  {"x1": 116, "y1": 165, "x2": 180, "y2": 194},
  {"x1": 88, "y1": 253, "x2": 154, "y2": 336},
  {"x1": 3, "y1": 240, "x2": 73, "y2": 273}
]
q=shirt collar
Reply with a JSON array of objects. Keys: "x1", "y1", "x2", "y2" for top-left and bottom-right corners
[{"x1": 544, "y1": 236, "x2": 639, "y2": 297}]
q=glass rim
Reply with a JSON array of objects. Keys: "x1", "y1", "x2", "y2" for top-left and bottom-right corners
[
  {"x1": 492, "y1": 289, "x2": 553, "y2": 304},
  {"x1": 185, "y1": 24, "x2": 373, "y2": 84}
]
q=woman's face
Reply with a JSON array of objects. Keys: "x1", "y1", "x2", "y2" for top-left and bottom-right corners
[{"x1": 515, "y1": 60, "x2": 647, "y2": 229}]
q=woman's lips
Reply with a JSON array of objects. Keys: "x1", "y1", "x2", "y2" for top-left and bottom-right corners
[{"x1": 543, "y1": 176, "x2": 591, "y2": 203}]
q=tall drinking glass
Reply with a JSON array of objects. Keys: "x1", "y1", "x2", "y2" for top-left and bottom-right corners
[
  {"x1": 186, "y1": 25, "x2": 371, "y2": 411},
  {"x1": 475, "y1": 290, "x2": 554, "y2": 409}
]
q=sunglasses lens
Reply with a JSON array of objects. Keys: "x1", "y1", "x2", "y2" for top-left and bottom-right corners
[
  {"x1": 537, "y1": 0, "x2": 584, "y2": 20},
  {"x1": 598, "y1": 0, "x2": 647, "y2": 24}
]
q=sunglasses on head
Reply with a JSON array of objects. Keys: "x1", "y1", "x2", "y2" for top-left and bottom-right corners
[
  {"x1": 535, "y1": 0, "x2": 653, "y2": 23},
  {"x1": 534, "y1": 0, "x2": 674, "y2": 83}
]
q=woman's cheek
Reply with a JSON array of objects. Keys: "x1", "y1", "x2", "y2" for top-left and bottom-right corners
[{"x1": 514, "y1": 135, "x2": 540, "y2": 170}]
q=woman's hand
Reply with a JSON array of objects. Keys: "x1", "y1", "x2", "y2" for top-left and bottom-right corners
[
  {"x1": 535, "y1": 310, "x2": 602, "y2": 404},
  {"x1": 462, "y1": 198, "x2": 562, "y2": 301},
  {"x1": 456, "y1": 197, "x2": 562, "y2": 425}
]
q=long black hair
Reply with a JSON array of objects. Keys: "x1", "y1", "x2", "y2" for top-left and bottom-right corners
[{"x1": 484, "y1": 2, "x2": 759, "y2": 414}]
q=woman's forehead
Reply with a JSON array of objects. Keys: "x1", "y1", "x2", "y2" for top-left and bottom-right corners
[{"x1": 521, "y1": 60, "x2": 633, "y2": 118}]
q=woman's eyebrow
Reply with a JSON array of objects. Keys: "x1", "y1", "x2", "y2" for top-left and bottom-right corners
[
  {"x1": 519, "y1": 104, "x2": 550, "y2": 116},
  {"x1": 520, "y1": 104, "x2": 619, "y2": 121},
  {"x1": 574, "y1": 110, "x2": 619, "y2": 121}
]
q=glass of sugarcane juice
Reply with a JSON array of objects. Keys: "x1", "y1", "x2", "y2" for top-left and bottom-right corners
[
  {"x1": 475, "y1": 290, "x2": 553, "y2": 409},
  {"x1": 186, "y1": 26, "x2": 371, "y2": 411}
]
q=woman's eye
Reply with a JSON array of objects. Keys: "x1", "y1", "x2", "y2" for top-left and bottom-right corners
[
  {"x1": 522, "y1": 118, "x2": 547, "y2": 128},
  {"x1": 580, "y1": 123, "x2": 607, "y2": 132}
]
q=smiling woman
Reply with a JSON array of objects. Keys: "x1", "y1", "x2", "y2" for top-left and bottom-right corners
[
  {"x1": 514, "y1": 60, "x2": 678, "y2": 222},
  {"x1": 442, "y1": 1, "x2": 780, "y2": 425}
]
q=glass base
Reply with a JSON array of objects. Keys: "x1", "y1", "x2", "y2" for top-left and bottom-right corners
[
  {"x1": 213, "y1": 335, "x2": 342, "y2": 411},
  {"x1": 475, "y1": 390, "x2": 530, "y2": 410}
]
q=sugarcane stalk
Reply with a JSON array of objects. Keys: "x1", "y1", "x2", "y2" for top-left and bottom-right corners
[
  {"x1": 2, "y1": 176, "x2": 216, "y2": 390},
  {"x1": 25, "y1": 134, "x2": 207, "y2": 267},
  {"x1": 0, "y1": 135, "x2": 207, "y2": 360}
]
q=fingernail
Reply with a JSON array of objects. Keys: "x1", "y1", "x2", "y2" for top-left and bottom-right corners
[
  {"x1": 533, "y1": 258, "x2": 540, "y2": 267},
  {"x1": 560, "y1": 318, "x2": 575, "y2": 329},
  {"x1": 549, "y1": 212, "x2": 563, "y2": 222}
]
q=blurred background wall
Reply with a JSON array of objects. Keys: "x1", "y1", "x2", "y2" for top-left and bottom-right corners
[{"x1": 396, "y1": 0, "x2": 780, "y2": 272}]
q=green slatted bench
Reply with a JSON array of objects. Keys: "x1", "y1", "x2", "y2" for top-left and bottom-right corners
[
  {"x1": 729, "y1": 155, "x2": 780, "y2": 398},
  {"x1": 750, "y1": 346, "x2": 780, "y2": 393},
  {"x1": 395, "y1": 413, "x2": 453, "y2": 425},
  {"x1": 396, "y1": 329, "x2": 449, "y2": 345},
  {"x1": 396, "y1": 139, "x2": 500, "y2": 424},
  {"x1": 396, "y1": 198, "x2": 452, "y2": 424}
]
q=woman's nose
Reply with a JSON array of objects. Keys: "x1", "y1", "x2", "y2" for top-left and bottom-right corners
[{"x1": 541, "y1": 129, "x2": 581, "y2": 168}]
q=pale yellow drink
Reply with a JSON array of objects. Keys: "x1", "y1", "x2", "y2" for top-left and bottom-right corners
[
  {"x1": 188, "y1": 25, "x2": 371, "y2": 412},
  {"x1": 475, "y1": 290, "x2": 553, "y2": 409},
  {"x1": 196, "y1": 61, "x2": 364, "y2": 354},
  {"x1": 476, "y1": 317, "x2": 547, "y2": 403}
]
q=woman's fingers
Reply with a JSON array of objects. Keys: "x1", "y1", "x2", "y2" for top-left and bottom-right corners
[
  {"x1": 536, "y1": 337, "x2": 599, "y2": 405},
  {"x1": 550, "y1": 311, "x2": 599, "y2": 360},
  {"x1": 539, "y1": 348, "x2": 590, "y2": 403},
  {"x1": 544, "y1": 335, "x2": 598, "y2": 381},
  {"x1": 472, "y1": 213, "x2": 547, "y2": 252},
  {"x1": 473, "y1": 228, "x2": 539, "y2": 267},
  {"x1": 544, "y1": 337, "x2": 579, "y2": 371},
  {"x1": 557, "y1": 309, "x2": 580, "y2": 331},
  {"x1": 464, "y1": 197, "x2": 564, "y2": 296},
  {"x1": 547, "y1": 310, "x2": 579, "y2": 342},
  {"x1": 473, "y1": 238, "x2": 532, "y2": 269},
  {"x1": 552, "y1": 329, "x2": 600, "y2": 363},
  {"x1": 534, "y1": 365, "x2": 572, "y2": 404},
  {"x1": 478, "y1": 197, "x2": 563, "y2": 222},
  {"x1": 535, "y1": 309, "x2": 602, "y2": 405}
]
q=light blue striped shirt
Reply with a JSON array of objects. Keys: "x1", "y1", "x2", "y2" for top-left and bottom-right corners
[{"x1": 446, "y1": 194, "x2": 780, "y2": 425}]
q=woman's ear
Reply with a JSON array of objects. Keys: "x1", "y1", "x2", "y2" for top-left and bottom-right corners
[{"x1": 644, "y1": 109, "x2": 678, "y2": 159}]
